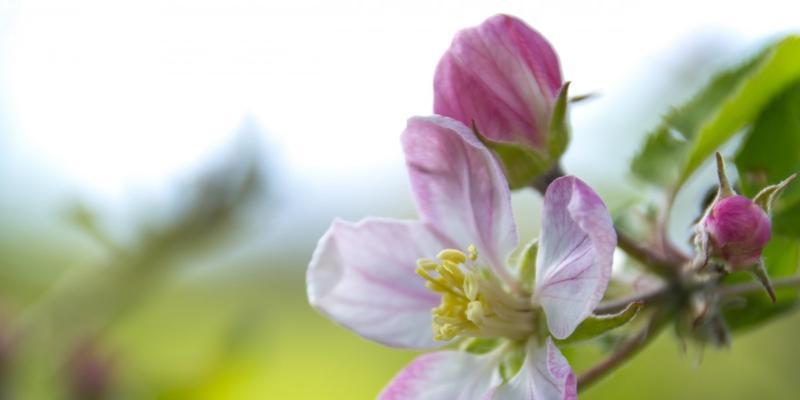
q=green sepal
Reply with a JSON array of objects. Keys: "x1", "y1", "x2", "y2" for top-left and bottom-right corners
[
  {"x1": 474, "y1": 127, "x2": 551, "y2": 189},
  {"x1": 460, "y1": 337, "x2": 501, "y2": 355},
  {"x1": 752, "y1": 174, "x2": 796, "y2": 214},
  {"x1": 556, "y1": 301, "x2": 643, "y2": 345},
  {"x1": 472, "y1": 83, "x2": 571, "y2": 189},
  {"x1": 498, "y1": 343, "x2": 526, "y2": 383},
  {"x1": 516, "y1": 239, "x2": 538, "y2": 292},
  {"x1": 548, "y1": 82, "x2": 571, "y2": 160}
]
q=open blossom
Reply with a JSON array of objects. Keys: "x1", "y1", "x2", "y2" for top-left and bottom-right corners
[
  {"x1": 434, "y1": 14, "x2": 563, "y2": 153},
  {"x1": 307, "y1": 115, "x2": 616, "y2": 399}
]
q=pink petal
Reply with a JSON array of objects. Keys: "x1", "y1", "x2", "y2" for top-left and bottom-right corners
[
  {"x1": 492, "y1": 338, "x2": 577, "y2": 400},
  {"x1": 379, "y1": 350, "x2": 502, "y2": 400},
  {"x1": 535, "y1": 176, "x2": 616, "y2": 339},
  {"x1": 434, "y1": 14, "x2": 563, "y2": 150},
  {"x1": 402, "y1": 115, "x2": 518, "y2": 287},
  {"x1": 307, "y1": 218, "x2": 450, "y2": 349}
]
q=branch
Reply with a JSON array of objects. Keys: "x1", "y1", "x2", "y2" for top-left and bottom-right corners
[
  {"x1": 717, "y1": 275, "x2": 800, "y2": 298},
  {"x1": 577, "y1": 310, "x2": 670, "y2": 392},
  {"x1": 616, "y1": 233, "x2": 683, "y2": 277}
]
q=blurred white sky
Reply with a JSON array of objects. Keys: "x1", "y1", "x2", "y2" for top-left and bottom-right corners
[{"x1": 1, "y1": 0, "x2": 799, "y2": 253}]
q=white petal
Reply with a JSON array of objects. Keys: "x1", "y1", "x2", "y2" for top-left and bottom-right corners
[
  {"x1": 307, "y1": 218, "x2": 449, "y2": 349},
  {"x1": 380, "y1": 350, "x2": 502, "y2": 400},
  {"x1": 535, "y1": 176, "x2": 616, "y2": 339},
  {"x1": 492, "y1": 338, "x2": 576, "y2": 400},
  {"x1": 402, "y1": 116, "x2": 518, "y2": 286}
]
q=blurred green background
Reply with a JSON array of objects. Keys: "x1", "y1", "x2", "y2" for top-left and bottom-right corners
[{"x1": 3, "y1": 0, "x2": 800, "y2": 399}]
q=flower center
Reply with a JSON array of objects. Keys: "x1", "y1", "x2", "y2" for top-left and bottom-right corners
[{"x1": 416, "y1": 246, "x2": 535, "y2": 341}]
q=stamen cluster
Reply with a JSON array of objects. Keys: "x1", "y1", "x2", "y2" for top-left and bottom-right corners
[{"x1": 416, "y1": 246, "x2": 535, "y2": 341}]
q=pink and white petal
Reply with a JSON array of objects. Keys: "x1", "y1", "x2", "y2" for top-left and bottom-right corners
[
  {"x1": 402, "y1": 115, "x2": 518, "y2": 285},
  {"x1": 379, "y1": 350, "x2": 502, "y2": 400},
  {"x1": 307, "y1": 217, "x2": 449, "y2": 349},
  {"x1": 491, "y1": 338, "x2": 577, "y2": 400},
  {"x1": 434, "y1": 14, "x2": 563, "y2": 149},
  {"x1": 534, "y1": 176, "x2": 616, "y2": 339}
]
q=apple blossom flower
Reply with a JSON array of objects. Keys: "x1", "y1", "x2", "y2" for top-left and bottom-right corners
[
  {"x1": 307, "y1": 115, "x2": 616, "y2": 399},
  {"x1": 434, "y1": 15, "x2": 567, "y2": 187}
]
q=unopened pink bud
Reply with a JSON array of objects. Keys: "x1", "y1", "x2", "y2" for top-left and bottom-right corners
[
  {"x1": 704, "y1": 195, "x2": 771, "y2": 269},
  {"x1": 434, "y1": 14, "x2": 563, "y2": 151}
]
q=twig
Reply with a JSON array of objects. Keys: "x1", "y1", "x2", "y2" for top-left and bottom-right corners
[
  {"x1": 581, "y1": 275, "x2": 800, "y2": 391},
  {"x1": 577, "y1": 310, "x2": 670, "y2": 391},
  {"x1": 717, "y1": 275, "x2": 800, "y2": 298},
  {"x1": 616, "y1": 233, "x2": 683, "y2": 277}
]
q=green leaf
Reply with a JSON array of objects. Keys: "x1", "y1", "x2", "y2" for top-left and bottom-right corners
[
  {"x1": 764, "y1": 235, "x2": 800, "y2": 278},
  {"x1": 632, "y1": 36, "x2": 800, "y2": 190},
  {"x1": 632, "y1": 53, "x2": 761, "y2": 185},
  {"x1": 631, "y1": 125, "x2": 690, "y2": 185},
  {"x1": 723, "y1": 289, "x2": 798, "y2": 333},
  {"x1": 724, "y1": 236, "x2": 800, "y2": 332},
  {"x1": 679, "y1": 36, "x2": 800, "y2": 187},
  {"x1": 556, "y1": 301, "x2": 643, "y2": 345},
  {"x1": 735, "y1": 81, "x2": 800, "y2": 237}
]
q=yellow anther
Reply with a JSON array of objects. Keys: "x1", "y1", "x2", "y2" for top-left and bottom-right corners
[
  {"x1": 467, "y1": 245, "x2": 478, "y2": 261},
  {"x1": 436, "y1": 262, "x2": 464, "y2": 285},
  {"x1": 419, "y1": 245, "x2": 534, "y2": 342},
  {"x1": 416, "y1": 258, "x2": 438, "y2": 271},
  {"x1": 417, "y1": 268, "x2": 452, "y2": 294},
  {"x1": 435, "y1": 324, "x2": 461, "y2": 341},
  {"x1": 437, "y1": 249, "x2": 467, "y2": 264}
]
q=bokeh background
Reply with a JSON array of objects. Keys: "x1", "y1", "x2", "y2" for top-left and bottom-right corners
[{"x1": 2, "y1": 0, "x2": 800, "y2": 398}]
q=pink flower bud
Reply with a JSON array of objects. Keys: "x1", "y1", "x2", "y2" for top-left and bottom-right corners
[
  {"x1": 434, "y1": 14, "x2": 563, "y2": 151},
  {"x1": 703, "y1": 195, "x2": 771, "y2": 269}
]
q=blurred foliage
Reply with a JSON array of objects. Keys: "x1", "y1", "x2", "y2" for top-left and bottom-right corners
[
  {"x1": 722, "y1": 236, "x2": 800, "y2": 332},
  {"x1": 736, "y1": 81, "x2": 800, "y2": 237},
  {"x1": 628, "y1": 33, "x2": 800, "y2": 346},
  {"x1": 632, "y1": 36, "x2": 800, "y2": 192}
]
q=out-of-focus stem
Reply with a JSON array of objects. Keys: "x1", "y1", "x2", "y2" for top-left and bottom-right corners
[
  {"x1": 717, "y1": 275, "x2": 800, "y2": 298},
  {"x1": 616, "y1": 233, "x2": 683, "y2": 278}
]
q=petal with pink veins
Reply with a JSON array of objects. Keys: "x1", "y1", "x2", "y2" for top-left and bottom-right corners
[
  {"x1": 379, "y1": 350, "x2": 502, "y2": 400},
  {"x1": 492, "y1": 338, "x2": 577, "y2": 400},
  {"x1": 535, "y1": 176, "x2": 616, "y2": 339},
  {"x1": 307, "y1": 217, "x2": 450, "y2": 349},
  {"x1": 402, "y1": 115, "x2": 518, "y2": 287},
  {"x1": 434, "y1": 14, "x2": 563, "y2": 149}
]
